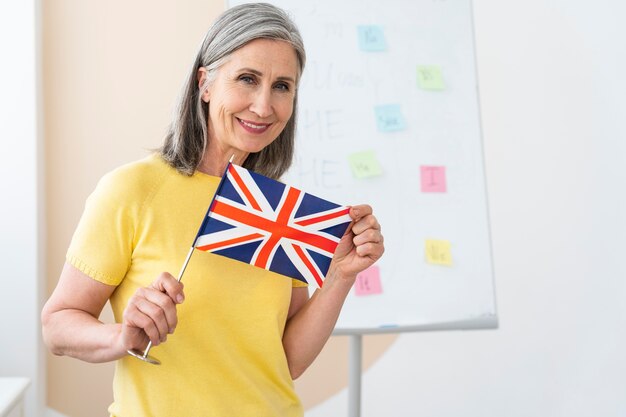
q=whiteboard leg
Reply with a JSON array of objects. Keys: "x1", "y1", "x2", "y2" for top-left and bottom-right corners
[{"x1": 348, "y1": 334, "x2": 362, "y2": 417}]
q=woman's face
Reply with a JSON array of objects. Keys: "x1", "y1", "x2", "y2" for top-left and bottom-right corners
[{"x1": 201, "y1": 38, "x2": 299, "y2": 159}]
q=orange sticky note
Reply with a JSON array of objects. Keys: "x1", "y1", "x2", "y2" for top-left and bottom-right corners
[{"x1": 354, "y1": 265, "x2": 382, "y2": 296}]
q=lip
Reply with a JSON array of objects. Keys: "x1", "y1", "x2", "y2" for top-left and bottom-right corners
[{"x1": 237, "y1": 118, "x2": 272, "y2": 134}]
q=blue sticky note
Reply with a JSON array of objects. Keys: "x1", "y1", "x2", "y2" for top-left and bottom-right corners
[
  {"x1": 357, "y1": 25, "x2": 387, "y2": 52},
  {"x1": 374, "y1": 104, "x2": 406, "y2": 132}
]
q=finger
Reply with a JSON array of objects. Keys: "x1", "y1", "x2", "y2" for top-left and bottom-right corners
[
  {"x1": 151, "y1": 272, "x2": 185, "y2": 304},
  {"x1": 139, "y1": 287, "x2": 179, "y2": 334},
  {"x1": 349, "y1": 204, "x2": 373, "y2": 222},
  {"x1": 351, "y1": 214, "x2": 381, "y2": 235},
  {"x1": 123, "y1": 302, "x2": 162, "y2": 346},
  {"x1": 355, "y1": 241, "x2": 385, "y2": 260},
  {"x1": 132, "y1": 289, "x2": 172, "y2": 342},
  {"x1": 353, "y1": 229, "x2": 384, "y2": 247}
]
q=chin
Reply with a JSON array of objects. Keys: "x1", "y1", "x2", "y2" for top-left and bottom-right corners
[{"x1": 237, "y1": 139, "x2": 276, "y2": 154}]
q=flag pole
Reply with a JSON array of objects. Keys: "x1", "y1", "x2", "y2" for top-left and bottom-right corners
[
  {"x1": 127, "y1": 246, "x2": 195, "y2": 365},
  {"x1": 127, "y1": 156, "x2": 235, "y2": 365}
]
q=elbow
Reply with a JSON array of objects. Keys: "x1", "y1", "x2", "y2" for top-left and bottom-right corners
[
  {"x1": 40, "y1": 304, "x2": 63, "y2": 356},
  {"x1": 285, "y1": 350, "x2": 310, "y2": 380},
  {"x1": 288, "y1": 363, "x2": 306, "y2": 380},
  {"x1": 284, "y1": 343, "x2": 307, "y2": 380}
]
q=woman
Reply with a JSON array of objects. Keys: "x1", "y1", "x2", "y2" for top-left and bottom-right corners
[{"x1": 42, "y1": 3, "x2": 384, "y2": 416}]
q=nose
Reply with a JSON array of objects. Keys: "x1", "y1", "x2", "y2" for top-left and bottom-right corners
[{"x1": 249, "y1": 88, "x2": 273, "y2": 119}]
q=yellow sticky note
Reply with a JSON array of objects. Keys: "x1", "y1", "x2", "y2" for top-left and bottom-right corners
[
  {"x1": 348, "y1": 150, "x2": 383, "y2": 179},
  {"x1": 417, "y1": 65, "x2": 445, "y2": 91},
  {"x1": 425, "y1": 239, "x2": 452, "y2": 266}
]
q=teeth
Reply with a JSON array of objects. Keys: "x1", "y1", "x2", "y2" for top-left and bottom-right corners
[{"x1": 240, "y1": 119, "x2": 267, "y2": 130}]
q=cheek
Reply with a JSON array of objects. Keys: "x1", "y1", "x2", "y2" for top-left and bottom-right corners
[
  {"x1": 277, "y1": 99, "x2": 295, "y2": 123},
  {"x1": 228, "y1": 90, "x2": 252, "y2": 113},
  {"x1": 210, "y1": 94, "x2": 245, "y2": 125},
  {"x1": 215, "y1": 84, "x2": 250, "y2": 109}
]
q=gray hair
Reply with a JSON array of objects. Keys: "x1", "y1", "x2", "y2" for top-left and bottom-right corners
[{"x1": 160, "y1": 2, "x2": 306, "y2": 179}]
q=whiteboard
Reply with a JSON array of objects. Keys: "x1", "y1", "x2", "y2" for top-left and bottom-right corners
[{"x1": 228, "y1": 0, "x2": 497, "y2": 334}]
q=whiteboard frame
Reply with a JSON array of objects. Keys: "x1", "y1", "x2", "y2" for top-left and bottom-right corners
[{"x1": 226, "y1": 0, "x2": 499, "y2": 336}]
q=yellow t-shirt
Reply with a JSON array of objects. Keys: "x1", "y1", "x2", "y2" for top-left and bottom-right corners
[{"x1": 67, "y1": 154, "x2": 306, "y2": 417}]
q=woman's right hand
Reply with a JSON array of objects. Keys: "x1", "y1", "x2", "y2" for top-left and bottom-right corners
[{"x1": 121, "y1": 272, "x2": 185, "y2": 351}]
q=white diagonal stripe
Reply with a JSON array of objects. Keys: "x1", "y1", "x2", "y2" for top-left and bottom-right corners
[
  {"x1": 282, "y1": 241, "x2": 318, "y2": 284},
  {"x1": 229, "y1": 164, "x2": 275, "y2": 214}
]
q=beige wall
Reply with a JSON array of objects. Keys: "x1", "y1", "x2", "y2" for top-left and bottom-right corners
[{"x1": 43, "y1": 1, "x2": 395, "y2": 416}]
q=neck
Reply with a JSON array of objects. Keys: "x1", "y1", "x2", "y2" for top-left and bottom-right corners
[{"x1": 197, "y1": 146, "x2": 249, "y2": 177}]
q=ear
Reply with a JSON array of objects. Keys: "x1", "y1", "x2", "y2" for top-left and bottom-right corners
[{"x1": 197, "y1": 67, "x2": 211, "y2": 103}]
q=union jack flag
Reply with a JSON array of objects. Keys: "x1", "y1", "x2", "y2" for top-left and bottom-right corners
[{"x1": 193, "y1": 163, "x2": 352, "y2": 287}]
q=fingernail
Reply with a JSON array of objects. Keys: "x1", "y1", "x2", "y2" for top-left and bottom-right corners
[{"x1": 177, "y1": 294, "x2": 184, "y2": 303}]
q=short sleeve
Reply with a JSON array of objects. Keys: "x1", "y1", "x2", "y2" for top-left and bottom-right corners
[
  {"x1": 66, "y1": 170, "x2": 137, "y2": 286},
  {"x1": 291, "y1": 279, "x2": 308, "y2": 288}
]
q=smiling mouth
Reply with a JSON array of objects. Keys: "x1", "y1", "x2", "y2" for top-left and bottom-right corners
[{"x1": 237, "y1": 118, "x2": 272, "y2": 133}]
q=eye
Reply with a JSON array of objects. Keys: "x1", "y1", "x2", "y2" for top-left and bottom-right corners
[
  {"x1": 273, "y1": 82, "x2": 291, "y2": 92},
  {"x1": 238, "y1": 74, "x2": 256, "y2": 84}
]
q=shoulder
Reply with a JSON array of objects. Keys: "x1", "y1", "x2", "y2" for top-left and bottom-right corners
[
  {"x1": 93, "y1": 154, "x2": 175, "y2": 204},
  {"x1": 100, "y1": 153, "x2": 171, "y2": 190}
]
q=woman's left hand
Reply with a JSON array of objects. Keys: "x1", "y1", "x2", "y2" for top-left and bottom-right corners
[{"x1": 329, "y1": 204, "x2": 385, "y2": 282}]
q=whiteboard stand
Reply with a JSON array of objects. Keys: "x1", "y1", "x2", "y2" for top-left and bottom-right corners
[
  {"x1": 348, "y1": 334, "x2": 362, "y2": 417},
  {"x1": 340, "y1": 317, "x2": 499, "y2": 417}
]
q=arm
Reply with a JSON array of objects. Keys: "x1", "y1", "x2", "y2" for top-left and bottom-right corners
[
  {"x1": 41, "y1": 262, "x2": 185, "y2": 363},
  {"x1": 282, "y1": 204, "x2": 384, "y2": 379}
]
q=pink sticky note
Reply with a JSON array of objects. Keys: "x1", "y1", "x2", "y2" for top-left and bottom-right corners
[
  {"x1": 354, "y1": 266, "x2": 382, "y2": 296},
  {"x1": 420, "y1": 165, "x2": 447, "y2": 192}
]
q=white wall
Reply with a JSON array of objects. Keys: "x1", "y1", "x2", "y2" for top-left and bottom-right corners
[
  {"x1": 308, "y1": 1, "x2": 626, "y2": 416},
  {"x1": 0, "y1": 1, "x2": 45, "y2": 417}
]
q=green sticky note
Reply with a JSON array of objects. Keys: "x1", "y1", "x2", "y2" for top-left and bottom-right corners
[
  {"x1": 348, "y1": 151, "x2": 383, "y2": 179},
  {"x1": 417, "y1": 65, "x2": 445, "y2": 90}
]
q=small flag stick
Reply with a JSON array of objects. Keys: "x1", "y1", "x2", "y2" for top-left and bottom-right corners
[{"x1": 126, "y1": 246, "x2": 195, "y2": 365}]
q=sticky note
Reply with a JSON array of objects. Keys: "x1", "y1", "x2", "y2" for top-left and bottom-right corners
[
  {"x1": 357, "y1": 25, "x2": 387, "y2": 52},
  {"x1": 420, "y1": 165, "x2": 447, "y2": 192},
  {"x1": 348, "y1": 151, "x2": 383, "y2": 179},
  {"x1": 375, "y1": 104, "x2": 406, "y2": 132},
  {"x1": 417, "y1": 65, "x2": 445, "y2": 90},
  {"x1": 425, "y1": 239, "x2": 452, "y2": 266},
  {"x1": 355, "y1": 265, "x2": 382, "y2": 296}
]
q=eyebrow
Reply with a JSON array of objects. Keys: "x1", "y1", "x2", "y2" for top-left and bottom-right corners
[{"x1": 238, "y1": 67, "x2": 296, "y2": 84}]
